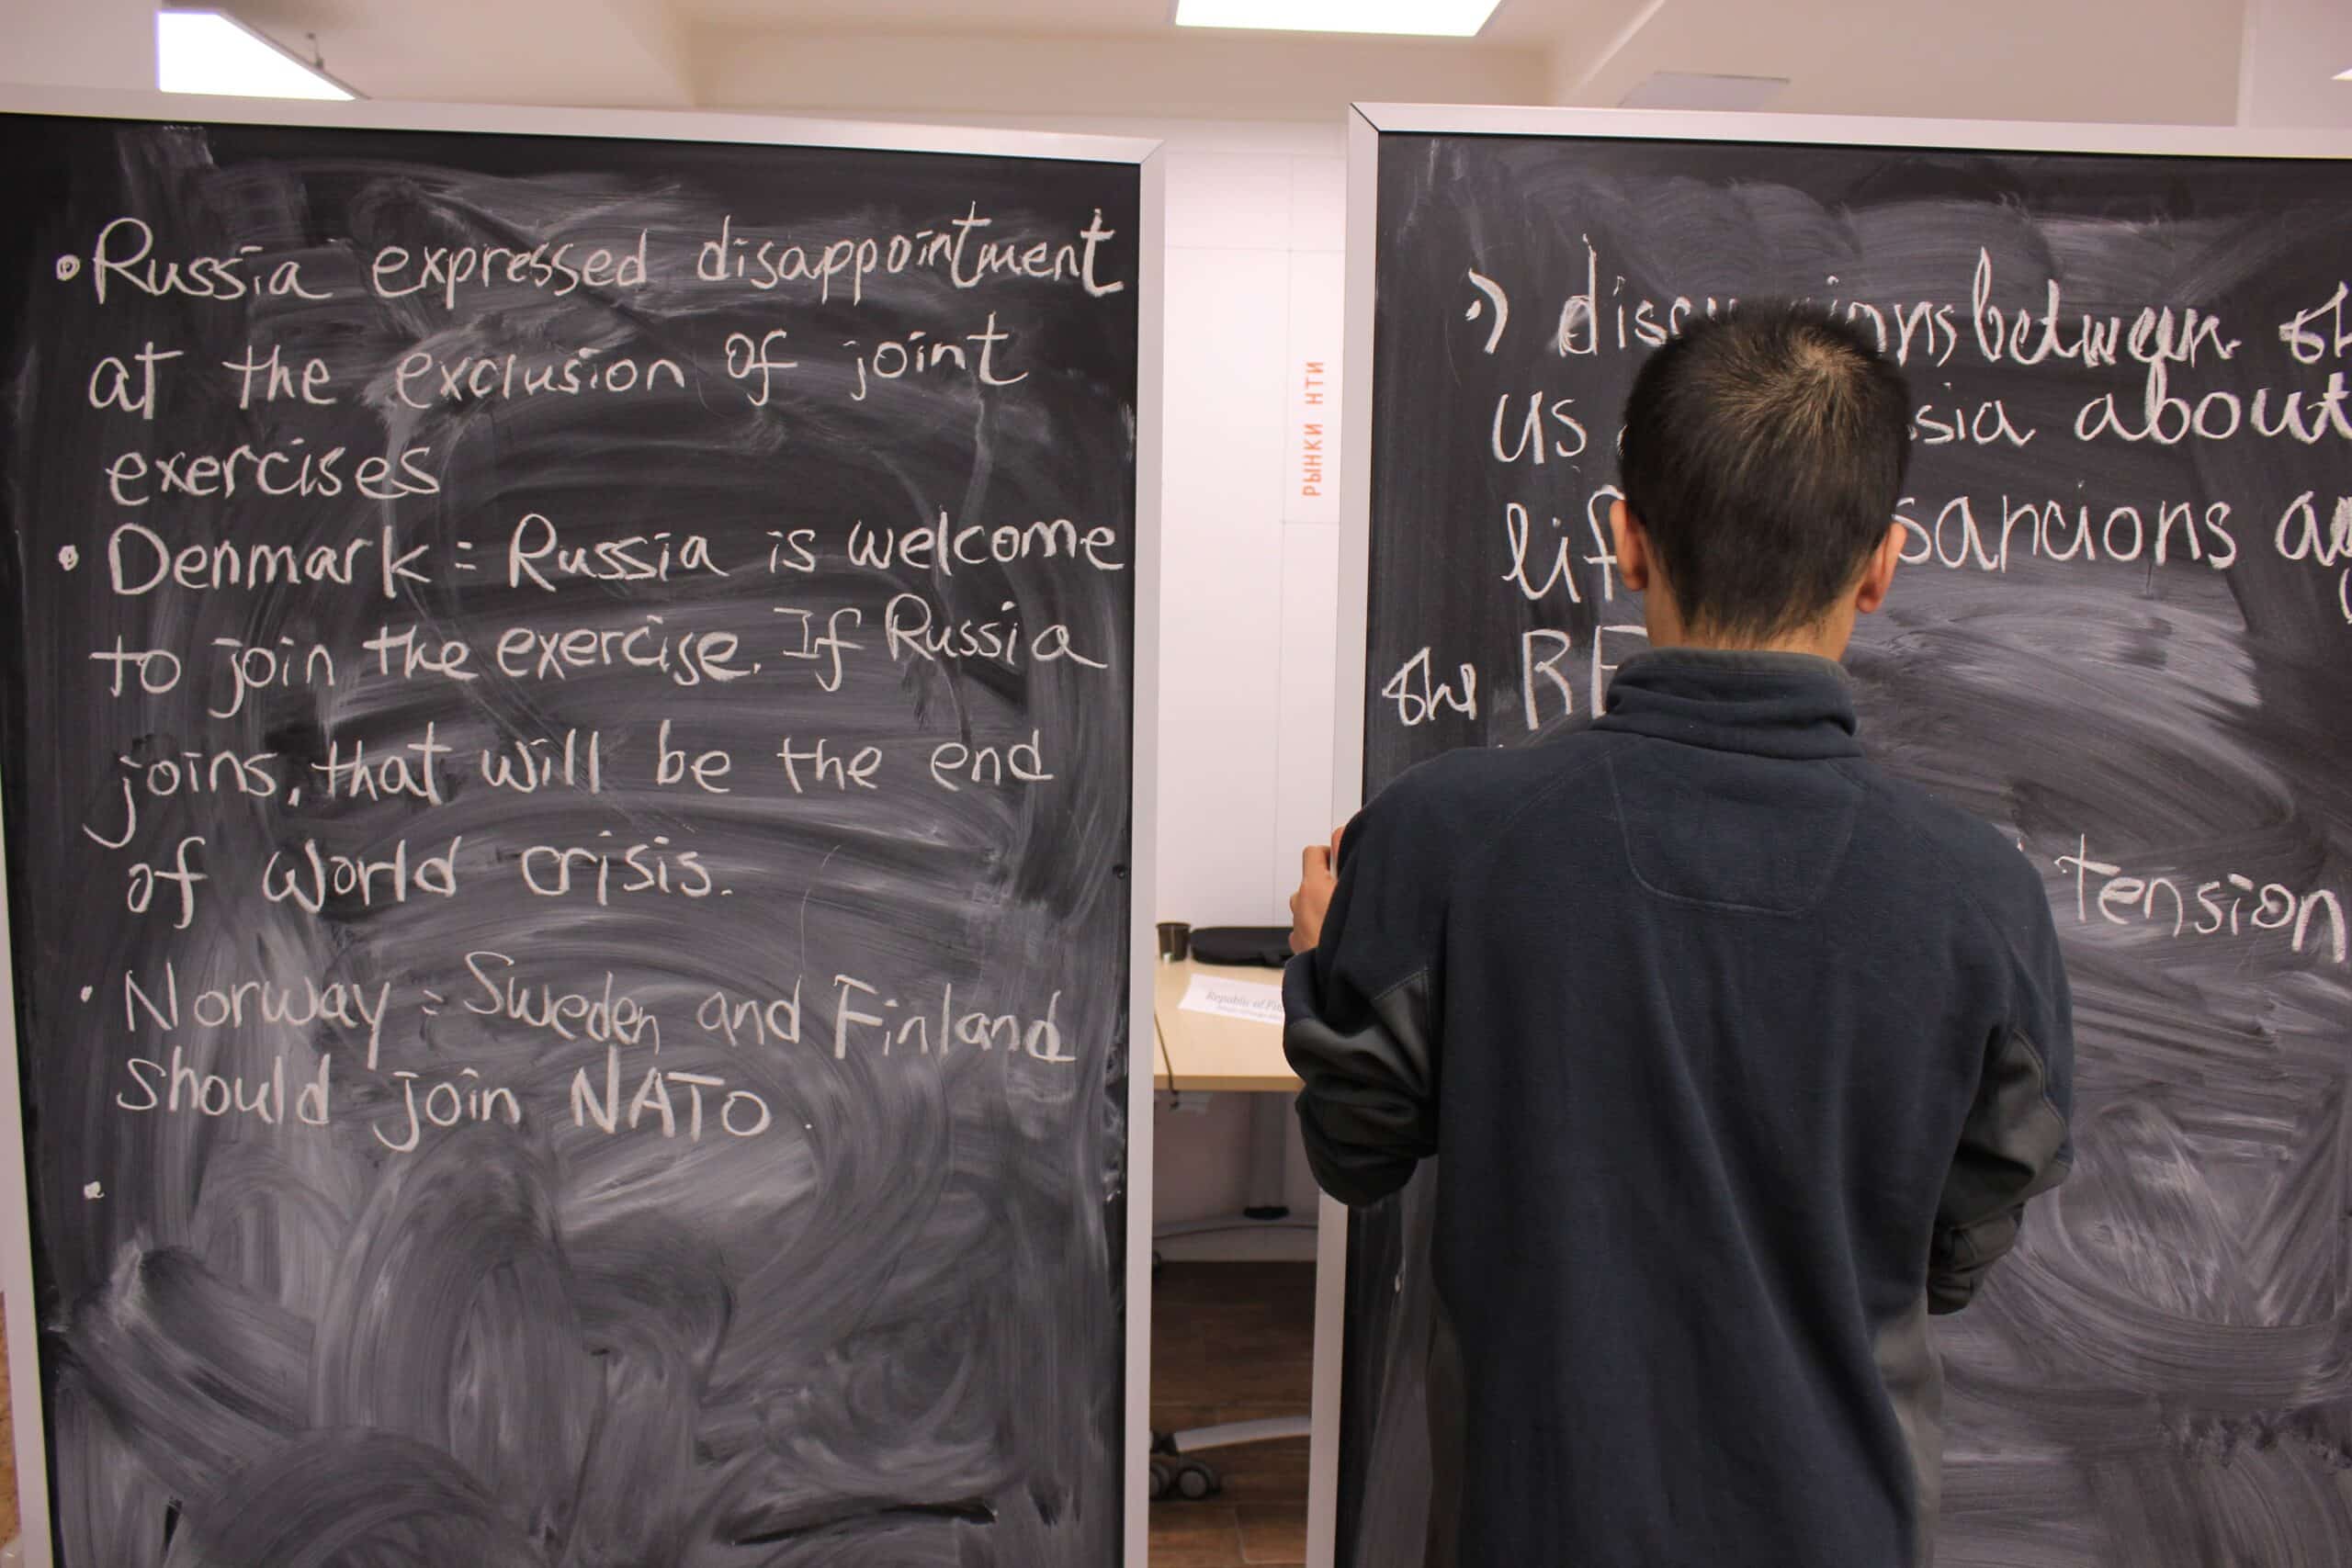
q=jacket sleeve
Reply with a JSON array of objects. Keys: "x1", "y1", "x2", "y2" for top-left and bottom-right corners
[
  {"x1": 1929, "y1": 895, "x2": 2075, "y2": 1314},
  {"x1": 1282, "y1": 775, "x2": 1448, "y2": 1208}
]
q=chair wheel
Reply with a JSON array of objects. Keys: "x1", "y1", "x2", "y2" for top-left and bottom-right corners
[
  {"x1": 1148, "y1": 1459, "x2": 1172, "y2": 1500},
  {"x1": 1175, "y1": 1459, "x2": 1220, "y2": 1500}
]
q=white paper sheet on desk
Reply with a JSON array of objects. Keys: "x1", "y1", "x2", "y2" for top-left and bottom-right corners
[{"x1": 1178, "y1": 974, "x2": 1285, "y2": 1026}]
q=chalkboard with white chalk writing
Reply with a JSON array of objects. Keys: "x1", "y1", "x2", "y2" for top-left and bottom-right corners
[
  {"x1": 0, "y1": 103, "x2": 1146, "y2": 1567},
  {"x1": 1342, "y1": 114, "x2": 2352, "y2": 1568}
]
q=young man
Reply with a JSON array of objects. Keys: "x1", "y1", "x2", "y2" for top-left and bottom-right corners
[{"x1": 1284, "y1": 306, "x2": 2074, "y2": 1568}]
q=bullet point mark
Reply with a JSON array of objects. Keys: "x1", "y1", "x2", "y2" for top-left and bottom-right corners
[
  {"x1": 58, "y1": 546, "x2": 78, "y2": 570},
  {"x1": 79, "y1": 986, "x2": 94, "y2": 1002},
  {"x1": 83, "y1": 1181, "x2": 102, "y2": 1200},
  {"x1": 55, "y1": 255, "x2": 80, "y2": 281}
]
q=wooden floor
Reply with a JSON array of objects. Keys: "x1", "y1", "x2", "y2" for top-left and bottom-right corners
[{"x1": 1149, "y1": 1260, "x2": 1314, "y2": 1567}]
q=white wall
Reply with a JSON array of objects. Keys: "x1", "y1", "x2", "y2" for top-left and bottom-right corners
[
  {"x1": 2239, "y1": 0, "x2": 2352, "y2": 127},
  {"x1": 1147, "y1": 118, "x2": 1346, "y2": 1234},
  {"x1": 0, "y1": 0, "x2": 154, "y2": 91},
  {"x1": 1156, "y1": 1089, "x2": 1324, "y2": 1235},
  {"x1": 1156, "y1": 125, "x2": 1348, "y2": 929},
  {"x1": 1554, "y1": 0, "x2": 2245, "y2": 124}
]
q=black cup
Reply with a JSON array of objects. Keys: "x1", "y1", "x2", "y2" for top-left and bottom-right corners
[{"x1": 1156, "y1": 921, "x2": 1191, "y2": 962}]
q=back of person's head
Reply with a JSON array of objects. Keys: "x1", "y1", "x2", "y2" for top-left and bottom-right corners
[{"x1": 1618, "y1": 304, "x2": 1911, "y2": 642}]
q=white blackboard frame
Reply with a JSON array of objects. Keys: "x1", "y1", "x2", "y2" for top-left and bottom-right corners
[
  {"x1": 1315, "y1": 98, "x2": 2352, "y2": 1568},
  {"x1": 0, "y1": 85, "x2": 1165, "y2": 1568}
]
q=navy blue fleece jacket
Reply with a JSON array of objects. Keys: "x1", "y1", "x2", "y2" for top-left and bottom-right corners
[{"x1": 1284, "y1": 648, "x2": 2074, "y2": 1568}]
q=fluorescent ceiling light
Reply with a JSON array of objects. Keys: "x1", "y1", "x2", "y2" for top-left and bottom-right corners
[
  {"x1": 2336, "y1": 67, "x2": 2352, "y2": 81},
  {"x1": 1174, "y1": 0, "x2": 1502, "y2": 39},
  {"x1": 158, "y1": 10, "x2": 355, "y2": 100}
]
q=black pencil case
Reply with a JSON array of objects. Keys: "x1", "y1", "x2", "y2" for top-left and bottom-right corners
[{"x1": 1186, "y1": 926, "x2": 1295, "y2": 968}]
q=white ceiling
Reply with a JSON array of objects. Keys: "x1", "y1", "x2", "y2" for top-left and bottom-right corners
[{"x1": 219, "y1": 0, "x2": 2273, "y2": 128}]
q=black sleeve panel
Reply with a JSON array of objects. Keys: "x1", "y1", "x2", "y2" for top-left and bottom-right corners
[
  {"x1": 1283, "y1": 964, "x2": 1436, "y2": 1205},
  {"x1": 1282, "y1": 770, "x2": 1452, "y2": 1208},
  {"x1": 1929, "y1": 890, "x2": 2076, "y2": 1314}
]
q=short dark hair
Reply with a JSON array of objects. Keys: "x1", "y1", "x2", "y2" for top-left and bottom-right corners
[{"x1": 1618, "y1": 303, "x2": 1912, "y2": 641}]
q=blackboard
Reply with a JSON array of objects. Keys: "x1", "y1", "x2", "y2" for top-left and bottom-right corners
[
  {"x1": 0, "y1": 95, "x2": 1156, "y2": 1568},
  {"x1": 1329, "y1": 106, "x2": 2352, "y2": 1568}
]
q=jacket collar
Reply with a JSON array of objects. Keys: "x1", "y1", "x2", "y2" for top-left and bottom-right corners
[{"x1": 1595, "y1": 648, "x2": 1861, "y2": 760}]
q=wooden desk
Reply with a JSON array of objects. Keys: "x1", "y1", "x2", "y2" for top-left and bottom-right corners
[{"x1": 1151, "y1": 958, "x2": 1301, "y2": 1092}]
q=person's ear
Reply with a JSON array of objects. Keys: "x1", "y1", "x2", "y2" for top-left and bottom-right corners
[
  {"x1": 1853, "y1": 521, "x2": 1905, "y2": 615},
  {"x1": 1611, "y1": 498, "x2": 1651, "y2": 594}
]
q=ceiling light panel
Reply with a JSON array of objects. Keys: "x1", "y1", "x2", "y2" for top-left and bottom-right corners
[
  {"x1": 1174, "y1": 0, "x2": 1503, "y2": 39},
  {"x1": 158, "y1": 10, "x2": 355, "y2": 100}
]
